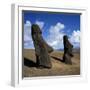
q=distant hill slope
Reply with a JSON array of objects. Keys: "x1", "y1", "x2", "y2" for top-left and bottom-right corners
[
  {"x1": 73, "y1": 48, "x2": 80, "y2": 53},
  {"x1": 56, "y1": 48, "x2": 80, "y2": 53}
]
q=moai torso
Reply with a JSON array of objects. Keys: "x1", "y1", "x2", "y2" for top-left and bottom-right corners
[
  {"x1": 63, "y1": 35, "x2": 74, "y2": 64},
  {"x1": 31, "y1": 24, "x2": 53, "y2": 68}
]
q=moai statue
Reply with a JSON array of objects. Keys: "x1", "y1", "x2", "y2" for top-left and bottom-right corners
[
  {"x1": 63, "y1": 35, "x2": 74, "y2": 64},
  {"x1": 31, "y1": 24, "x2": 53, "y2": 68}
]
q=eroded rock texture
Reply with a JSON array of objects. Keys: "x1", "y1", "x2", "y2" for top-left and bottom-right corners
[
  {"x1": 31, "y1": 24, "x2": 53, "y2": 68},
  {"x1": 63, "y1": 35, "x2": 74, "y2": 64}
]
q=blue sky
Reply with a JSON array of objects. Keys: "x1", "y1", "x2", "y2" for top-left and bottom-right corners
[{"x1": 23, "y1": 11, "x2": 80, "y2": 49}]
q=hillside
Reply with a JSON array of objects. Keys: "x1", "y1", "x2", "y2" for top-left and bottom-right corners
[{"x1": 23, "y1": 49, "x2": 80, "y2": 77}]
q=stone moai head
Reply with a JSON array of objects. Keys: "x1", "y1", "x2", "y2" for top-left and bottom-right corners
[
  {"x1": 31, "y1": 24, "x2": 42, "y2": 35},
  {"x1": 63, "y1": 35, "x2": 68, "y2": 42}
]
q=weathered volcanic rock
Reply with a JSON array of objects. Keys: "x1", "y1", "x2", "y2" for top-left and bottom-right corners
[
  {"x1": 63, "y1": 35, "x2": 74, "y2": 64},
  {"x1": 31, "y1": 24, "x2": 53, "y2": 68}
]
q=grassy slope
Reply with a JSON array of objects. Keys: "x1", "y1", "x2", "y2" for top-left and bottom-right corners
[{"x1": 23, "y1": 49, "x2": 80, "y2": 77}]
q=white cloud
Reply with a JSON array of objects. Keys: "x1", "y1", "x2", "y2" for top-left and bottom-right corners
[
  {"x1": 24, "y1": 20, "x2": 34, "y2": 49},
  {"x1": 35, "y1": 20, "x2": 44, "y2": 29},
  {"x1": 46, "y1": 23, "x2": 80, "y2": 49},
  {"x1": 46, "y1": 22, "x2": 65, "y2": 49},
  {"x1": 24, "y1": 20, "x2": 80, "y2": 49},
  {"x1": 70, "y1": 30, "x2": 80, "y2": 43},
  {"x1": 24, "y1": 20, "x2": 45, "y2": 49},
  {"x1": 69, "y1": 30, "x2": 80, "y2": 48},
  {"x1": 25, "y1": 20, "x2": 31, "y2": 26}
]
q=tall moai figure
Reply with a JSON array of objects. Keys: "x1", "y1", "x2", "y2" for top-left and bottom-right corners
[
  {"x1": 63, "y1": 35, "x2": 74, "y2": 64},
  {"x1": 31, "y1": 24, "x2": 53, "y2": 68}
]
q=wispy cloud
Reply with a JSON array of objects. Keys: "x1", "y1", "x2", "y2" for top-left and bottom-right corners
[
  {"x1": 24, "y1": 20, "x2": 34, "y2": 48},
  {"x1": 24, "y1": 20, "x2": 80, "y2": 49},
  {"x1": 46, "y1": 23, "x2": 80, "y2": 49},
  {"x1": 69, "y1": 30, "x2": 80, "y2": 48},
  {"x1": 46, "y1": 22, "x2": 65, "y2": 49}
]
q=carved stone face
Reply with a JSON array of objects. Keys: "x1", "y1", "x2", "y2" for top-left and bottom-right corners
[
  {"x1": 63, "y1": 35, "x2": 68, "y2": 41},
  {"x1": 31, "y1": 24, "x2": 42, "y2": 35}
]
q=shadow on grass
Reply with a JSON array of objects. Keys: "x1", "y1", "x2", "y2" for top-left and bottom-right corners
[
  {"x1": 24, "y1": 57, "x2": 51, "y2": 69},
  {"x1": 24, "y1": 57, "x2": 37, "y2": 67},
  {"x1": 24, "y1": 56, "x2": 65, "y2": 68},
  {"x1": 51, "y1": 56, "x2": 64, "y2": 63}
]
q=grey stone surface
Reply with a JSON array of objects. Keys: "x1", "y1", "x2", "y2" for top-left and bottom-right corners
[
  {"x1": 31, "y1": 24, "x2": 53, "y2": 68},
  {"x1": 63, "y1": 35, "x2": 74, "y2": 64}
]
